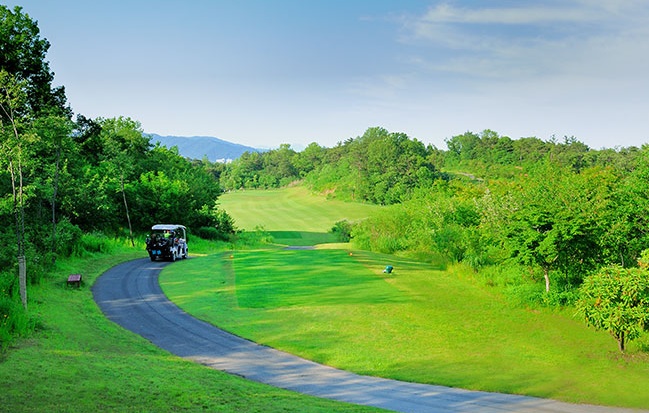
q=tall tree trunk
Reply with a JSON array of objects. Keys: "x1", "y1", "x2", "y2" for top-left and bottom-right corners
[
  {"x1": 543, "y1": 267, "x2": 550, "y2": 292},
  {"x1": 18, "y1": 255, "x2": 26, "y2": 309},
  {"x1": 618, "y1": 331, "x2": 625, "y2": 352},
  {"x1": 2, "y1": 75, "x2": 28, "y2": 310},
  {"x1": 620, "y1": 251, "x2": 625, "y2": 268},
  {"x1": 51, "y1": 146, "x2": 61, "y2": 264},
  {"x1": 120, "y1": 171, "x2": 135, "y2": 247},
  {"x1": 10, "y1": 156, "x2": 27, "y2": 310}
]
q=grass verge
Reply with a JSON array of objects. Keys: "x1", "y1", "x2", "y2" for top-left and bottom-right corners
[
  {"x1": 0, "y1": 241, "x2": 384, "y2": 412},
  {"x1": 161, "y1": 248, "x2": 649, "y2": 410}
]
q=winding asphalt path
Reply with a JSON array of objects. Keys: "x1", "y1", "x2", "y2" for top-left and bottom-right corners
[{"x1": 93, "y1": 258, "x2": 643, "y2": 413}]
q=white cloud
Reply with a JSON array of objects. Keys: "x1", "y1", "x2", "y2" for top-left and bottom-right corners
[
  {"x1": 419, "y1": 3, "x2": 599, "y2": 25},
  {"x1": 393, "y1": 1, "x2": 649, "y2": 85}
]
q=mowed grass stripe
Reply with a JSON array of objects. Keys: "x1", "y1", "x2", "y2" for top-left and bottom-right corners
[{"x1": 234, "y1": 249, "x2": 403, "y2": 308}]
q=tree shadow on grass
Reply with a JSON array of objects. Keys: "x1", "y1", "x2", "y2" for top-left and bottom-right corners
[{"x1": 269, "y1": 231, "x2": 337, "y2": 246}]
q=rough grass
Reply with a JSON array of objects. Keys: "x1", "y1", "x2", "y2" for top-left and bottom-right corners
[{"x1": 0, "y1": 242, "x2": 383, "y2": 413}]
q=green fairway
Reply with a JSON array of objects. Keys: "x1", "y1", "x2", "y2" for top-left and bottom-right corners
[
  {"x1": 219, "y1": 187, "x2": 381, "y2": 245},
  {"x1": 162, "y1": 249, "x2": 649, "y2": 409},
  {"x1": 161, "y1": 186, "x2": 649, "y2": 409}
]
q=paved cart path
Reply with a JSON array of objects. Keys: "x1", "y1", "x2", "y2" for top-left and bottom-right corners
[{"x1": 93, "y1": 258, "x2": 643, "y2": 413}]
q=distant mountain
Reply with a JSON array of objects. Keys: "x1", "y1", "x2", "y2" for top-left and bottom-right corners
[{"x1": 149, "y1": 134, "x2": 261, "y2": 162}]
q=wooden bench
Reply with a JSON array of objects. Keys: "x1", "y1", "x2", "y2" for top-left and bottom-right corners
[{"x1": 67, "y1": 274, "x2": 82, "y2": 287}]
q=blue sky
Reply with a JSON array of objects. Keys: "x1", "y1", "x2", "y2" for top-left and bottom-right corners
[{"x1": 6, "y1": 1, "x2": 649, "y2": 150}]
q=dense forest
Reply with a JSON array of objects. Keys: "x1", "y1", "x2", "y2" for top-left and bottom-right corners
[{"x1": 2, "y1": 5, "x2": 648, "y2": 353}]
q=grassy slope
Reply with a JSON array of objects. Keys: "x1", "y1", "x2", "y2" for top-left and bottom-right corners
[
  {"x1": 0, "y1": 242, "x2": 383, "y2": 413},
  {"x1": 219, "y1": 186, "x2": 380, "y2": 245},
  {"x1": 161, "y1": 186, "x2": 649, "y2": 409}
]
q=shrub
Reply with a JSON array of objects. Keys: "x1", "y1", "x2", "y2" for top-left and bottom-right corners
[
  {"x1": 542, "y1": 286, "x2": 579, "y2": 307},
  {"x1": 504, "y1": 283, "x2": 545, "y2": 307},
  {"x1": 55, "y1": 218, "x2": 83, "y2": 257},
  {"x1": 74, "y1": 232, "x2": 112, "y2": 256},
  {"x1": 330, "y1": 220, "x2": 352, "y2": 242},
  {"x1": 193, "y1": 226, "x2": 234, "y2": 241},
  {"x1": 234, "y1": 226, "x2": 273, "y2": 247},
  {"x1": 576, "y1": 264, "x2": 649, "y2": 352}
]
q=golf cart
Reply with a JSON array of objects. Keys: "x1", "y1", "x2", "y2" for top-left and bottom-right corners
[{"x1": 145, "y1": 224, "x2": 188, "y2": 262}]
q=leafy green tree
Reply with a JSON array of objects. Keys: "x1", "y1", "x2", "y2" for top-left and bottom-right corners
[
  {"x1": 549, "y1": 136, "x2": 590, "y2": 172},
  {"x1": 503, "y1": 163, "x2": 611, "y2": 291},
  {"x1": 126, "y1": 144, "x2": 224, "y2": 231},
  {"x1": 600, "y1": 147, "x2": 649, "y2": 267},
  {"x1": 445, "y1": 131, "x2": 480, "y2": 163},
  {"x1": 403, "y1": 181, "x2": 484, "y2": 264},
  {"x1": 220, "y1": 151, "x2": 263, "y2": 189},
  {"x1": 351, "y1": 207, "x2": 409, "y2": 254},
  {"x1": 0, "y1": 6, "x2": 69, "y2": 119},
  {"x1": 97, "y1": 117, "x2": 150, "y2": 242},
  {"x1": 31, "y1": 115, "x2": 74, "y2": 262},
  {"x1": 0, "y1": 6, "x2": 74, "y2": 307},
  {"x1": 292, "y1": 142, "x2": 325, "y2": 177},
  {"x1": 193, "y1": 201, "x2": 237, "y2": 241},
  {"x1": 129, "y1": 170, "x2": 190, "y2": 226},
  {"x1": 64, "y1": 161, "x2": 118, "y2": 231},
  {"x1": 72, "y1": 114, "x2": 103, "y2": 165},
  {"x1": 576, "y1": 252, "x2": 649, "y2": 352},
  {"x1": 511, "y1": 136, "x2": 550, "y2": 164},
  {"x1": 330, "y1": 220, "x2": 352, "y2": 242},
  {"x1": 473, "y1": 130, "x2": 514, "y2": 165},
  {"x1": 0, "y1": 70, "x2": 29, "y2": 308},
  {"x1": 263, "y1": 143, "x2": 299, "y2": 186},
  {"x1": 304, "y1": 127, "x2": 439, "y2": 204}
]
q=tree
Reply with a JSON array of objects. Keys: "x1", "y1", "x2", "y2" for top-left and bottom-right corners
[
  {"x1": 130, "y1": 171, "x2": 189, "y2": 226},
  {"x1": 97, "y1": 117, "x2": 150, "y2": 243},
  {"x1": 502, "y1": 163, "x2": 611, "y2": 292},
  {"x1": 600, "y1": 146, "x2": 649, "y2": 268},
  {"x1": 549, "y1": 136, "x2": 590, "y2": 172},
  {"x1": 0, "y1": 7, "x2": 73, "y2": 314},
  {"x1": 511, "y1": 136, "x2": 550, "y2": 164},
  {"x1": 32, "y1": 115, "x2": 74, "y2": 263},
  {"x1": 576, "y1": 251, "x2": 649, "y2": 352},
  {"x1": 445, "y1": 131, "x2": 480, "y2": 162},
  {"x1": 0, "y1": 70, "x2": 30, "y2": 309},
  {"x1": 293, "y1": 142, "x2": 325, "y2": 176},
  {"x1": 0, "y1": 6, "x2": 69, "y2": 119}
]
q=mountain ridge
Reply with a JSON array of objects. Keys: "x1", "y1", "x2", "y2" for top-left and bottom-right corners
[{"x1": 149, "y1": 133, "x2": 261, "y2": 162}]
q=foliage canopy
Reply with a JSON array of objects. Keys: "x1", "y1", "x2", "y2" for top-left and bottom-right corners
[{"x1": 576, "y1": 260, "x2": 649, "y2": 352}]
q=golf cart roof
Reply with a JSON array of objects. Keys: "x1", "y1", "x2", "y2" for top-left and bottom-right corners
[{"x1": 151, "y1": 224, "x2": 186, "y2": 231}]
